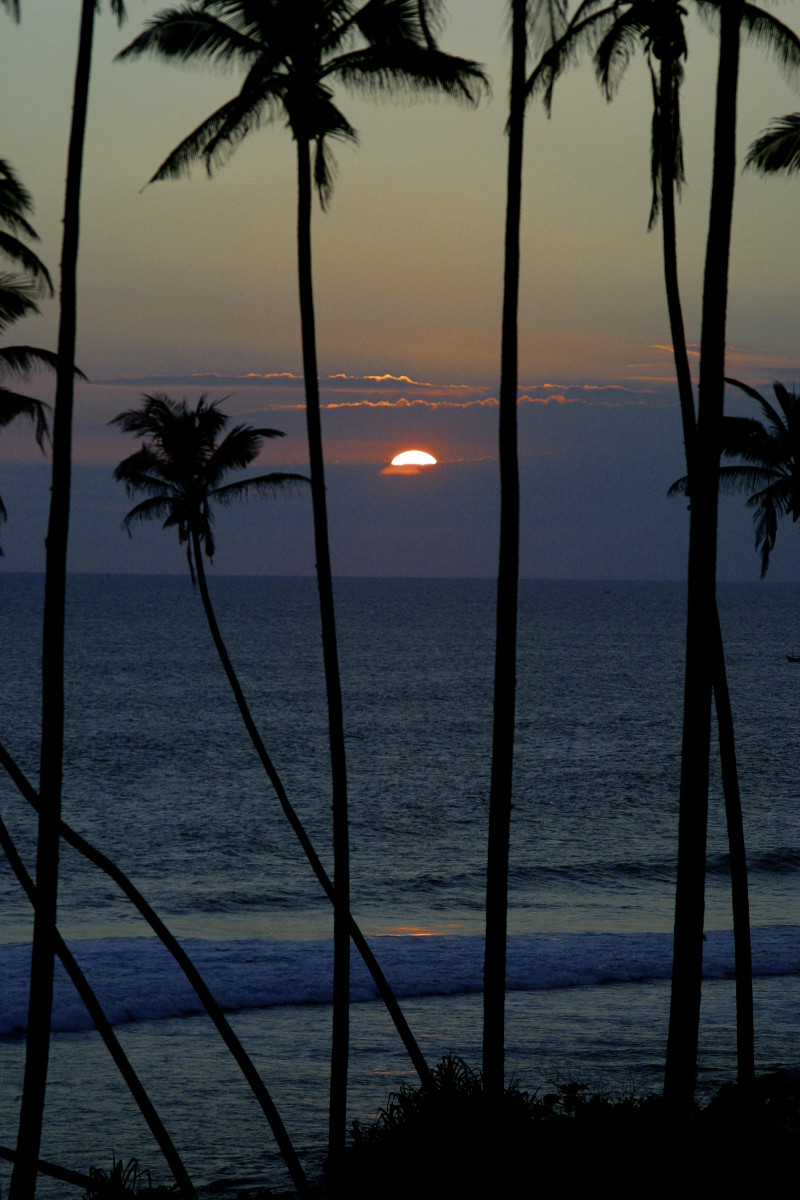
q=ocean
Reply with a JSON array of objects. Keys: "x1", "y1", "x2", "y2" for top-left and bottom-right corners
[{"x1": 1, "y1": 575, "x2": 798, "y2": 1195}]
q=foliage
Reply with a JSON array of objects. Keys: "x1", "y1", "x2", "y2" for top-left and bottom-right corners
[
  {"x1": 0, "y1": 159, "x2": 55, "y2": 554},
  {"x1": 670, "y1": 379, "x2": 800, "y2": 576},
  {"x1": 118, "y1": 0, "x2": 489, "y2": 208},
  {"x1": 346, "y1": 1057, "x2": 800, "y2": 1197},
  {"x1": 746, "y1": 111, "x2": 800, "y2": 173},
  {"x1": 112, "y1": 391, "x2": 306, "y2": 577},
  {"x1": 345, "y1": 1055, "x2": 669, "y2": 1197},
  {"x1": 83, "y1": 1157, "x2": 181, "y2": 1199}
]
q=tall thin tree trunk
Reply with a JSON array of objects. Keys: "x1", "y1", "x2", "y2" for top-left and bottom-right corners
[
  {"x1": 664, "y1": 0, "x2": 743, "y2": 1108},
  {"x1": 2, "y1": 733, "x2": 313, "y2": 1199},
  {"x1": 11, "y1": 4, "x2": 94, "y2": 1193},
  {"x1": 0, "y1": 813, "x2": 198, "y2": 1200},
  {"x1": 482, "y1": 0, "x2": 524, "y2": 1100},
  {"x1": 658, "y1": 49, "x2": 753, "y2": 1088},
  {"x1": 295, "y1": 137, "x2": 350, "y2": 1177},
  {"x1": 187, "y1": 537, "x2": 428, "y2": 1082},
  {"x1": 712, "y1": 611, "x2": 754, "y2": 1083}
]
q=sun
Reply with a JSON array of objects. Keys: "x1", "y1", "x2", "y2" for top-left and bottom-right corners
[
  {"x1": 390, "y1": 450, "x2": 437, "y2": 466},
  {"x1": 382, "y1": 449, "x2": 438, "y2": 476}
]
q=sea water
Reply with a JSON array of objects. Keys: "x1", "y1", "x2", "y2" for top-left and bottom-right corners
[{"x1": 0, "y1": 576, "x2": 798, "y2": 1194}]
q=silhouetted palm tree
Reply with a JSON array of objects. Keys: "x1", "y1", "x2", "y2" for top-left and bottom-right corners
[
  {"x1": 482, "y1": 0, "x2": 568, "y2": 1101},
  {"x1": 531, "y1": 0, "x2": 800, "y2": 1103},
  {"x1": 0, "y1": 159, "x2": 55, "y2": 552},
  {"x1": 0, "y1": 735, "x2": 313, "y2": 1199},
  {"x1": 673, "y1": 379, "x2": 800, "y2": 576},
  {"x1": 118, "y1": 2, "x2": 487, "y2": 1166},
  {"x1": 569, "y1": 0, "x2": 759, "y2": 1093},
  {"x1": 11, "y1": 5, "x2": 127, "y2": 1197},
  {"x1": 112, "y1": 391, "x2": 300, "y2": 576},
  {"x1": 112, "y1": 392, "x2": 431, "y2": 1089},
  {"x1": 664, "y1": 0, "x2": 745, "y2": 1109}
]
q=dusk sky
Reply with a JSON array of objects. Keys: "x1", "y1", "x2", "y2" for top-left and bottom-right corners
[{"x1": 3, "y1": 0, "x2": 800, "y2": 579}]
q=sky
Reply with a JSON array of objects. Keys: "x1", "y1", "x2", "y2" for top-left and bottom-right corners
[{"x1": 3, "y1": 0, "x2": 800, "y2": 579}]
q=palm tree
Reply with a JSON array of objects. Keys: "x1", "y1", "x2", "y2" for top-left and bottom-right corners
[
  {"x1": 663, "y1": 0, "x2": 745, "y2": 1109},
  {"x1": 111, "y1": 391, "x2": 431, "y2": 1080},
  {"x1": 111, "y1": 391, "x2": 302, "y2": 577},
  {"x1": 0, "y1": 156, "x2": 56, "y2": 414},
  {"x1": 0, "y1": 158, "x2": 58, "y2": 552},
  {"x1": 11, "y1": 5, "x2": 127, "y2": 1197},
  {"x1": 673, "y1": 379, "x2": 800, "y2": 576},
  {"x1": 482, "y1": 0, "x2": 568, "y2": 1101},
  {"x1": 531, "y1": 0, "x2": 800, "y2": 1103},
  {"x1": 117, "y1": 2, "x2": 487, "y2": 1167},
  {"x1": 580, "y1": 0, "x2": 758, "y2": 1095}
]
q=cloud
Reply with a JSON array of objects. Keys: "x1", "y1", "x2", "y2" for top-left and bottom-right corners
[
  {"x1": 326, "y1": 395, "x2": 498, "y2": 411},
  {"x1": 88, "y1": 368, "x2": 676, "y2": 416}
]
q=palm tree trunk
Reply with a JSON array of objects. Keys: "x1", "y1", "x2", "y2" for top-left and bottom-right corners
[
  {"x1": 664, "y1": 0, "x2": 743, "y2": 1108},
  {"x1": 658, "y1": 51, "x2": 754, "y2": 1089},
  {"x1": 11, "y1": 4, "x2": 94, "y2": 1193},
  {"x1": 1, "y1": 736, "x2": 313, "y2": 1198},
  {"x1": 184, "y1": 540, "x2": 427, "y2": 1087},
  {"x1": 712, "y1": 611, "x2": 754, "y2": 1084},
  {"x1": 295, "y1": 136, "x2": 350, "y2": 1177},
  {"x1": 482, "y1": 0, "x2": 524, "y2": 1100},
  {"x1": 0, "y1": 813, "x2": 198, "y2": 1200}
]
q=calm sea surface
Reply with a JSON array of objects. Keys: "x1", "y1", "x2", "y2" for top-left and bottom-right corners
[{"x1": 1, "y1": 575, "x2": 798, "y2": 1194}]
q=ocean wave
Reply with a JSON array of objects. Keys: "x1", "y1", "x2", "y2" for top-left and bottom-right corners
[{"x1": 2, "y1": 926, "x2": 800, "y2": 1037}]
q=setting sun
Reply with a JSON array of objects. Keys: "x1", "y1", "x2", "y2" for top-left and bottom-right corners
[{"x1": 390, "y1": 450, "x2": 437, "y2": 466}]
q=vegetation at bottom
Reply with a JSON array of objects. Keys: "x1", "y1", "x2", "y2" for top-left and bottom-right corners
[
  {"x1": 82, "y1": 1156, "x2": 180, "y2": 1199},
  {"x1": 341, "y1": 1055, "x2": 800, "y2": 1198}
]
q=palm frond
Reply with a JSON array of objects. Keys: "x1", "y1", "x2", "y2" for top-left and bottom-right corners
[
  {"x1": 121, "y1": 494, "x2": 181, "y2": 533},
  {"x1": 740, "y1": 4, "x2": 800, "y2": 87},
  {"x1": 749, "y1": 490, "x2": 780, "y2": 577},
  {"x1": 0, "y1": 389, "x2": 49, "y2": 448},
  {"x1": 726, "y1": 377, "x2": 789, "y2": 442},
  {"x1": 0, "y1": 345, "x2": 85, "y2": 383},
  {"x1": 0, "y1": 160, "x2": 37, "y2": 236},
  {"x1": 529, "y1": 0, "x2": 571, "y2": 64},
  {"x1": 210, "y1": 471, "x2": 308, "y2": 504},
  {"x1": 148, "y1": 100, "x2": 245, "y2": 182},
  {"x1": 117, "y1": 6, "x2": 258, "y2": 69},
  {"x1": 353, "y1": 0, "x2": 426, "y2": 49},
  {"x1": 331, "y1": 42, "x2": 489, "y2": 104},
  {"x1": 667, "y1": 472, "x2": 688, "y2": 498},
  {"x1": 204, "y1": 424, "x2": 285, "y2": 484},
  {"x1": 0, "y1": 232, "x2": 53, "y2": 295},
  {"x1": 745, "y1": 112, "x2": 800, "y2": 174},
  {"x1": 0, "y1": 274, "x2": 41, "y2": 332},
  {"x1": 526, "y1": 3, "x2": 616, "y2": 114},
  {"x1": 595, "y1": 9, "x2": 649, "y2": 98},
  {"x1": 0, "y1": 345, "x2": 59, "y2": 379},
  {"x1": 720, "y1": 415, "x2": 773, "y2": 459},
  {"x1": 416, "y1": 0, "x2": 444, "y2": 48},
  {"x1": 717, "y1": 464, "x2": 783, "y2": 495},
  {"x1": 647, "y1": 65, "x2": 686, "y2": 230}
]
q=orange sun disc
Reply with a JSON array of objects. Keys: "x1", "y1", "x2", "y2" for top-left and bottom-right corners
[{"x1": 390, "y1": 450, "x2": 437, "y2": 466}]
